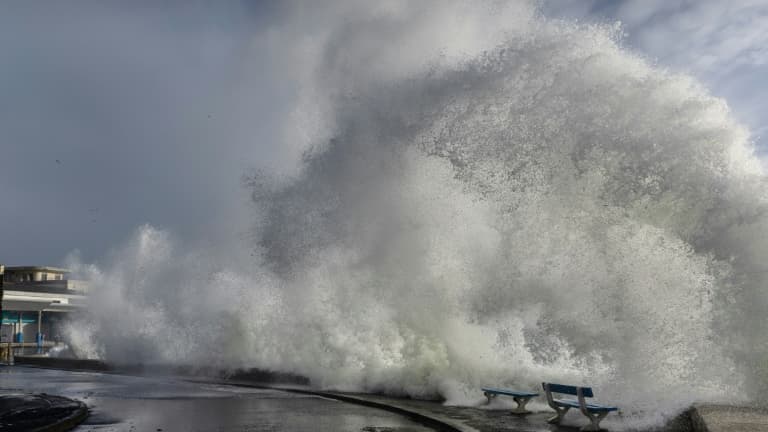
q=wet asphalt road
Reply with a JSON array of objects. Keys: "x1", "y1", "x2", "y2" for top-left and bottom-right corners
[{"x1": 0, "y1": 366, "x2": 435, "y2": 432}]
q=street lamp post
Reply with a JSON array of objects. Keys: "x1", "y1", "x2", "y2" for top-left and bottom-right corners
[
  {"x1": 0, "y1": 264, "x2": 4, "y2": 335},
  {"x1": 0, "y1": 264, "x2": 5, "y2": 362}
]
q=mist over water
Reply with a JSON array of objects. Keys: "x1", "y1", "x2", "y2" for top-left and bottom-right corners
[{"x1": 64, "y1": 1, "x2": 768, "y2": 428}]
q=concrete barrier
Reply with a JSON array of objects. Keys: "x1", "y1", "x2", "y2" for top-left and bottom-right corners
[
  {"x1": 14, "y1": 355, "x2": 111, "y2": 371},
  {"x1": 13, "y1": 357, "x2": 310, "y2": 385},
  {"x1": 689, "y1": 404, "x2": 768, "y2": 432}
]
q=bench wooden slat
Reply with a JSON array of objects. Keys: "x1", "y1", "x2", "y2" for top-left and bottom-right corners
[
  {"x1": 553, "y1": 398, "x2": 618, "y2": 412},
  {"x1": 545, "y1": 383, "x2": 594, "y2": 398},
  {"x1": 481, "y1": 387, "x2": 539, "y2": 398}
]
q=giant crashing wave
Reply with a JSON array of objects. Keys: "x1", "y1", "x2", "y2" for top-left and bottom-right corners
[{"x1": 66, "y1": 2, "x2": 768, "y2": 429}]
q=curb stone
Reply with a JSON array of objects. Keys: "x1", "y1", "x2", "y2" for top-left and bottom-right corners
[
  {"x1": 296, "y1": 389, "x2": 479, "y2": 432},
  {"x1": 31, "y1": 400, "x2": 88, "y2": 432}
]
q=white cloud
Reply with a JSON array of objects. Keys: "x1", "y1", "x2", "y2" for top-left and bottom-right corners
[{"x1": 542, "y1": 0, "x2": 768, "y2": 152}]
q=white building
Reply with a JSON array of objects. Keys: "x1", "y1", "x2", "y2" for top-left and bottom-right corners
[{"x1": 1, "y1": 265, "x2": 87, "y2": 347}]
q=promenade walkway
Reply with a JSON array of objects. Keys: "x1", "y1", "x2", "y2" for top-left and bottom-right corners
[
  {"x1": 218, "y1": 380, "x2": 616, "y2": 432},
  {"x1": 10, "y1": 357, "x2": 768, "y2": 432},
  {"x1": 221, "y1": 379, "x2": 768, "y2": 432}
]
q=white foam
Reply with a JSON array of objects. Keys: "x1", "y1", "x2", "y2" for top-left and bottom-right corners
[{"x1": 64, "y1": 1, "x2": 768, "y2": 429}]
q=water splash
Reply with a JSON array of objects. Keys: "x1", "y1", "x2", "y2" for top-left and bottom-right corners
[{"x1": 65, "y1": 1, "x2": 768, "y2": 428}]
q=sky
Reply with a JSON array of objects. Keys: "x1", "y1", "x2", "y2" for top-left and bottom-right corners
[
  {"x1": 542, "y1": 0, "x2": 768, "y2": 145},
  {"x1": 1, "y1": 0, "x2": 766, "y2": 266}
]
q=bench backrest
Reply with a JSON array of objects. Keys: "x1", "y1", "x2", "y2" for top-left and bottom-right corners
[{"x1": 542, "y1": 382, "x2": 594, "y2": 398}]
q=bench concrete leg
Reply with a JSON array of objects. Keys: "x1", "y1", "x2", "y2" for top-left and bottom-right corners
[
  {"x1": 547, "y1": 406, "x2": 570, "y2": 424},
  {"x1": 510, "y1": 396, "x2": 533, "y2": 414},
  {"x1": 483, "y1": 392, "x2": 497, "y2": 404},
  {"x1": 580, "y1": 411, "x2": 608, "y2": 431}
]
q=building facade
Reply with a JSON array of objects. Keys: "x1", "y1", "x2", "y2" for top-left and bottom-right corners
[{"x1": 0, "y1": 265, "x2": 87, "y2": 348}]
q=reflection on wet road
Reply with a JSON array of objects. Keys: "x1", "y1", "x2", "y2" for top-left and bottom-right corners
[{"x1": 0, "y1": 367, "x2": 434, "y2": 432}]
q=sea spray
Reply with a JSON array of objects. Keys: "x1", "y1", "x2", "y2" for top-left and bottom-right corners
[{"x1": 64, "y1": 1, "x2": 768, "y2": 428}]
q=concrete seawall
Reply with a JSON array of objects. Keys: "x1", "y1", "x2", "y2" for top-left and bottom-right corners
[
  {"x1": 13, "y1": 356, "x2": 308, "y2": 384},
  {"x1": 14, "y1": 355, "x2": 111, "y2": 371},
  {"x1": 689, "y1": 404, "x2": 768, "y2": 432}
]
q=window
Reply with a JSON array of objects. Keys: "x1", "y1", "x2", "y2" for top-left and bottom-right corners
[{"x1": 42, "y1": 273, "x2": 48, "y2": 281}]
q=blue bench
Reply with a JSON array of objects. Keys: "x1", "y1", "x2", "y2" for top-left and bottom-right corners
[
  {"x1": 542, "y1": 382, "x2": 618, "y2": 431},
  {"x1": 481, "y1": 387, "x2": 539, "y2": 414}
]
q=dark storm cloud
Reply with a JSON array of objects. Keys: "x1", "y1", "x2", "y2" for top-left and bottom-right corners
[
  {"x1": 2, "y1": 0, "x2": 766, "y2": 266},
  {"x1": 0, "y1": 1, "x2": 294, "y2": 264}
]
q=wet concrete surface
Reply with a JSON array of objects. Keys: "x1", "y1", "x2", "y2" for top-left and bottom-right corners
[
  {"x1": 0, "y1": 367, "x2": 435, "y2": 432},
  {"x1": 272, "y1": 390, "x2": 586, "y2": 432},
  {"x1": 2, "y1": 365, "x2": 726, "y2": 432},
  {"x1": 321, "y1": 394, "x2": 568, "y2": 432}
]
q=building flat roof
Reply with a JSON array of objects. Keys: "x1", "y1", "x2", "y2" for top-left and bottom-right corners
[{"x1": 5, "y1": 266, "x2": 70, "y2": 273}]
